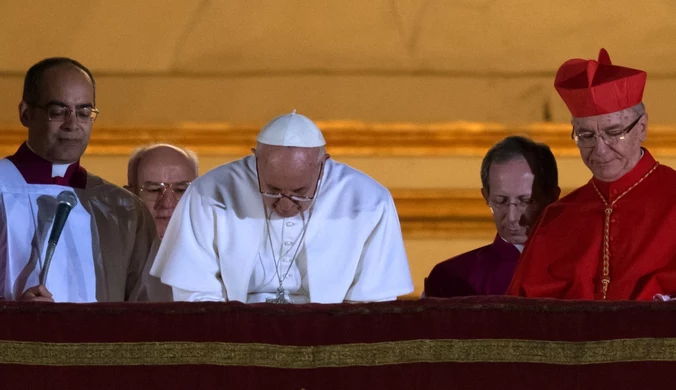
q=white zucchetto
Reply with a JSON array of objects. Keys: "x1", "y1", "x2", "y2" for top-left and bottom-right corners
[{"x1": 256, "y1": 110, "x2": 326, "y2": 148}]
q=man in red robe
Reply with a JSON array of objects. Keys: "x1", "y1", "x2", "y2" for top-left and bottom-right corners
[
  {"x1": 424, "y1": 136, "x2": 559, "y2": 297},
  {"x1": 507, "y1": 48, "x2": 676, "y2": 301}
]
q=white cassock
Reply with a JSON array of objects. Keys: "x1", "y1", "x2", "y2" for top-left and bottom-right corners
[
  {"x1": 151, "y1": 155, "x2": 414, "y2": 303},
  {"x1": 0, "y1": 158, "x2": 165, "y2": 302}
]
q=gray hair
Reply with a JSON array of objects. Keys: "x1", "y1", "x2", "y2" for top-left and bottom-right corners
[
  {"x1": 127, "y1": 143, "x2": 199, "y2": 186},
  {"x1": 571, "y1": 102, "x2": 647, "y2": 123},
  {"x1": 629, "y1": 102, "x2": 646, "y2": 117}
]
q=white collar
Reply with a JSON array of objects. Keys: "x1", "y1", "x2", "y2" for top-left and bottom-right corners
[
  {"x1": 25, "y1": 141, "x2": 74, "y2": 177},
  {"x1": 52, "y1": 163, "x2": 71, "y2": 178},
  {"x1": 500, "y1": 235, "x2": 524, "y2": 253}
]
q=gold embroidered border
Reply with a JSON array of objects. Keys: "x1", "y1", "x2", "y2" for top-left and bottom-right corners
[
  {"x1": 1, "y1": 338, "x2": 675, "y2": 367},
  {"x1": 2, "y1": 122, "x2": 676, "y2": 157}
]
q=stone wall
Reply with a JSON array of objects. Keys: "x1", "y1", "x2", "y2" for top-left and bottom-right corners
[{"x1": 0, "y1": 1, "x2": 675, "y2": 125}]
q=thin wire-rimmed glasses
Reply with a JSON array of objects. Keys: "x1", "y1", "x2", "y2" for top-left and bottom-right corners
[
  {"x1": 256, "y1": 161, "x2": 324, "y2": 203},
  {"x1": 572, "y1": 114, "x2": 643, "y2": 148},
  {"x1": 138, "y1": 181, "x2": 191, "y2": 203},
  {"x1": 31, "y1": 103, "x2": 100, "y2": 123},
  {"x1": 488, "y1": 197, "x2": 537, "y2": 212}
]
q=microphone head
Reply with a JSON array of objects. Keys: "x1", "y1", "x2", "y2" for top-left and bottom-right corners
[{"x1": 56, "y1": 190, "x2": 78, "y2": 208}]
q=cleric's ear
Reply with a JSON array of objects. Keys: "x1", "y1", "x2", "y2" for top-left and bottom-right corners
[
  {"x1": 481, "y1": 188, "x2": 494, "y2": 214},
  {"x1": 19, "y1": 101, "x2": 31, "y2": 127}
]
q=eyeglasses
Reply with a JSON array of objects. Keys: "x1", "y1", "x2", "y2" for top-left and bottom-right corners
[
  {"x1": 138, "y1": 181, "x2": 191, "y2": 202},
  {"x1": 488, "y1": 197, "x2": 537, "y2": 212},
  {"x1": 256, "y1": 161, "x2": 324, "y2": 203},
  {"x1": 572, "y1": 115, "x2": 642, "y2": 148},
  {"x1": 32, "y1": 103, "x2": 100, "y2": 123}
]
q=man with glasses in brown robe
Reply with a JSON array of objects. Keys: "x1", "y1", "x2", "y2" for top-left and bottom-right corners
[
  {"x1": 0, "y1": 57, "x2": 161, "y2": 302},
  {"x1": 125, "y1": 144, "x2": 198, "y2": 239}
]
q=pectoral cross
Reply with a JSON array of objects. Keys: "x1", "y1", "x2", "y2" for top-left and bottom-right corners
[{"x1": 266, "y1": 286, "x2": 291, "y2": 304}]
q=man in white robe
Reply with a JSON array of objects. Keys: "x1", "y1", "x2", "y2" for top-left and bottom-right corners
[
  {"x1": 0, "y1": 57, "x2": 165, "y2": 302},
  {"x1": 151, "y1": 111, "x2": 413, "y2": 303}
]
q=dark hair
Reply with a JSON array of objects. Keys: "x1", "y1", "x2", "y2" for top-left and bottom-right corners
[
  {"x1": 22, "y1": 57, "x2": 96, "y2": 105},
  {"x1": 480, "y1": 135, "x2": 558, "y2": 198}
]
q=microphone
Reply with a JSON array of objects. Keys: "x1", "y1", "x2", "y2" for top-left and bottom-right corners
[{"x1": 39, "y1": 191, "x2": 78, "y2": 286}]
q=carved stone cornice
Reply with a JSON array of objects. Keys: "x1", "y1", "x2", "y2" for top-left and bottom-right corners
[{"x1": 4, "y1": 121, "x2": 676, "y2": 157}]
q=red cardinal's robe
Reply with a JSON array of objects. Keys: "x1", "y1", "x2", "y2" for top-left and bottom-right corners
[{"x1": 507, "y1": 149, "x2": 676, "y2": 300}]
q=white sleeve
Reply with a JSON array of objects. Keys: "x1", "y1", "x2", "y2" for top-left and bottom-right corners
[
  {"x1": 172, "y1": 287, "x2": 226, "y2": 302},
  {"x1": 344, "y1": 192, "x2": 414, "y2": 302},
  {"x1": 150, "y1": 190, "x2": 226, "y2": 300}
]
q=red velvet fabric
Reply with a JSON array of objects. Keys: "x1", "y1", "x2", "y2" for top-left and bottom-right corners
[
  {"x1": 4, "y1": 363, "x2": 675, "y2": 390},
  {"x1": 1, "y1": 297, "x2": 675, "y2": 389}
]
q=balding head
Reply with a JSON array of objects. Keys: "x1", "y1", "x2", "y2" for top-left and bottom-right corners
[
  {"x1": 254, "y1": 143, "x2": 329, "y2": 218},
  {"x1": 128, "y1": 144, "x2": 197, "y2": 187},
  {"x1": 127, "y1": 144, "x2": 198, "y2": 238}
]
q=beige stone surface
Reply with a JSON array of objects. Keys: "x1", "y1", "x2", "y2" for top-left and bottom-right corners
[
  {"x1": 2, "y1": 1, "x2": 675, "y2": 73},
  {"x1": 0, "y1": 0, "x2": 201, "y2": 72},
  {"x1": 1, "y1": 1, "x2": 675, "y2": 125},
  {"x1": 0, "y1": 75, "x2": 674, "y2": 125},
  {"x1": 0, "y1": 76, "x2": 554, "y2": 125}
]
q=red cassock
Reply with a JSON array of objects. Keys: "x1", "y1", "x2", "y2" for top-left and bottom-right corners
[{"x1": 507, "y1": 149, "x2": 676, "y2": 300}]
